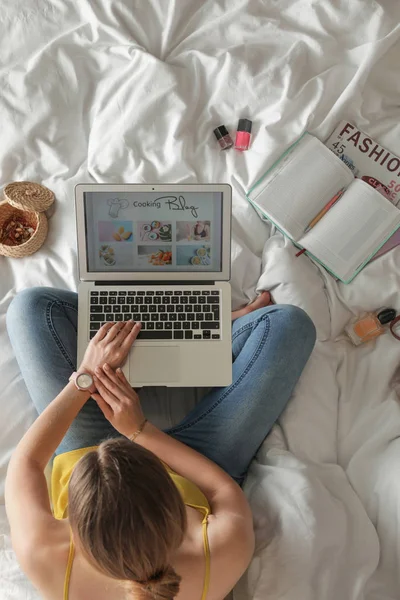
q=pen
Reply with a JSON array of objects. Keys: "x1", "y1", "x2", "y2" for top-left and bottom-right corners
[{"x1": 304, "y1": 187, "x2": 345, "y2": 234}]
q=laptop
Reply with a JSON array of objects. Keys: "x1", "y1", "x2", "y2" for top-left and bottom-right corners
[{"x1": 75, "y1": 184, "x2": 232, "y2": 387}]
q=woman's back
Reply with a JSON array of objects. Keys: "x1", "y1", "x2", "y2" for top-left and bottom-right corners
[{"x1": 32, "y1": 504, "x2": 250, "y2": 600}]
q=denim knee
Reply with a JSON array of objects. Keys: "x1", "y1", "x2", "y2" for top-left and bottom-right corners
[
  {"x1": 276, "y1": 304, "x2": 316, "y2": 354},
  {"x1": 6, "y1": 287, "x2": 50, "y2": 332}
]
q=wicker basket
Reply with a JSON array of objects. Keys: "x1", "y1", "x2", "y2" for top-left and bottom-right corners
[
  {"x1": 0, "y1": 181, "x2": 54, "y2": 258},
  {"x1": 0, "y1": 201, "x2": 48, "y2": 258},
  {"x1": 4, "y1": 181, "x2": 55, "y2": 212}
]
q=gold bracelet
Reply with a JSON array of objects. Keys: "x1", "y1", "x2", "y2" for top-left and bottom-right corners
[{"x1": 128, "y1": 418, "x2": 148, "y2": 442}]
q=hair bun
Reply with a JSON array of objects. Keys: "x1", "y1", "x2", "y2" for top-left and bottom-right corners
[
  {"x1": 140, "y1": 565, "x2": 181, "y2": 599},
  {"x1": 147, "y1": 569, "x2": 166, "y2": 584}
]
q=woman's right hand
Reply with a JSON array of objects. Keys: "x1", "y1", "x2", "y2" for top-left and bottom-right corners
[{"x1": 92, "y1": 364, "x2": 146, "y2": 438}]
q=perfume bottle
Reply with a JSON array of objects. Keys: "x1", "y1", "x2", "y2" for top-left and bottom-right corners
[{"x1": 345, "y1": 308, "x2": 396, "y2": 346}]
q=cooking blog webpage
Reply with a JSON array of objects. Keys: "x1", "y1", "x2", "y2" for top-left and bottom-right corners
[{"x1": 84, "y1": 192, "x2": 223, "y2": 273}]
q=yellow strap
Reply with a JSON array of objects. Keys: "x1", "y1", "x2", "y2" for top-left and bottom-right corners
[
  {"x1": 201, "y1": 517, "x2": 210, "y2": 600},
  {"x1": 63, "y1": 537, "x2": 75, "y2": 600}
]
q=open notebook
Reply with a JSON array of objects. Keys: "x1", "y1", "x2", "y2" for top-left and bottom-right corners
[{"x1": 246, "y1": 133, "x2": 400, "y2": 283}]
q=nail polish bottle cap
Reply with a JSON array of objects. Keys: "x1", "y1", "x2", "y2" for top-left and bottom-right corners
[
  {"x1": 213, "y1": 125, "x2": 230, "y2": 140},
  {"x1": 377, "y1": 308, "x2": 396, "y2": 324},
  {"x1": 237, "y1": 118, "x2": 252, "y2": 133}
]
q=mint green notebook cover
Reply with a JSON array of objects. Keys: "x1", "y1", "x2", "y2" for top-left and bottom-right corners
[{"x1": 246, "y1": 134, "x2": 400, "y2": 284}]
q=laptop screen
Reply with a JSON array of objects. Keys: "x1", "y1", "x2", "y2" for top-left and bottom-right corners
[{"x1": 83, "y1": 191, "x2": 223, "y2": 273}]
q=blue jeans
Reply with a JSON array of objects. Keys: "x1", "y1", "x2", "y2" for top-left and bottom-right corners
[{"x1": 6, "y1": 288, "x2": 315, "y2": 484}]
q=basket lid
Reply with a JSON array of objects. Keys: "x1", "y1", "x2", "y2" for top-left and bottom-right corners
[{"x1": 4, "y1": 181, "x2": 55, "y2": 212}]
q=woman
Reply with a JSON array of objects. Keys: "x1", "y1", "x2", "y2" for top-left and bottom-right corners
[
  {"x1": 5, "y1": 287, "x2": 315, "y2": 600},
  {"x1": 193, "y1": 221, "x2": 210, "y2": 241}
]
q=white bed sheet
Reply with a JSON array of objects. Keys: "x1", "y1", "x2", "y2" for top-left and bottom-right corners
[{"x1": 1, "y1": 1, "x2": 400, "y2": 599}]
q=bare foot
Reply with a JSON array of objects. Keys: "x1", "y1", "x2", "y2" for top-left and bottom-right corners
[{"x1": 231, "y1": 291, "x2": 274, "y2": 321}]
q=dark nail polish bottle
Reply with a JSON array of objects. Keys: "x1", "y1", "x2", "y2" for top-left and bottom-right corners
[
  {"x1": 235, "y1": 118, "x2": 252, "y2": 151},
  {"x1": 213, "y1": 125, "x2": 234, "y2": 150}
]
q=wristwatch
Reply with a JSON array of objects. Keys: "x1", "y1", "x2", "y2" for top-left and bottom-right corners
[{"x1": 69, "y1": 371, "x2": 96, "y2": 394}]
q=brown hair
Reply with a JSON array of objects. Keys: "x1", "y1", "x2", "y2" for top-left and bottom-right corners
[{"x1": 68, "y1": 437, "x2": 187, "y2": 599}]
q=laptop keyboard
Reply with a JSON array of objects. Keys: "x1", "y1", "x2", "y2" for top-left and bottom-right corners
[{"x1": 89, "y1": 289, "x2": 221, "y2": 341}]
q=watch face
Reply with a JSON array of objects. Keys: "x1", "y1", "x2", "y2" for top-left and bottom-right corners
[{"x1": 76, "y1": 373, "x2": 93, "y2": 390}]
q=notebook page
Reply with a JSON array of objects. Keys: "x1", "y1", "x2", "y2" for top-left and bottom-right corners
[
  {"x1": 300, "y1": 179, "x2": 400, "y2": 281},
  {"x1": 249, "y1": 135, "x2": 354, "y2": 241}
]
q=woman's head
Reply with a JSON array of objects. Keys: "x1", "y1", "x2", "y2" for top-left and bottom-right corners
[
  {"x1": 194, "y1": 221, "x2": 205, "y2": 234},
  {"x1": 68, "y1": 438, "x2": 187, "y2": 599}
]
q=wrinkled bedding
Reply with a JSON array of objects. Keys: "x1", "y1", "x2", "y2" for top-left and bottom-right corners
[{"x1": 1, "y1": 1, "x2": 400, "y2": 599}]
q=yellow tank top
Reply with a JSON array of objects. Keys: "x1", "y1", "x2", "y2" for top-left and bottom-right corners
[{"x1": 51, "y1": 447, "x2": 211, "y2": 600}]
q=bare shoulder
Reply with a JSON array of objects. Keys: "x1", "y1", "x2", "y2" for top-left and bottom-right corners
[
  {"x1": 208, "y1": 511, "x2": 255, "y2": 563},
  {"x1": 14, "y1": 519, "x2": 70, "y2": 598},
  {"x1": 206, "y1": 512, "x2": 255, "y2": 597}
]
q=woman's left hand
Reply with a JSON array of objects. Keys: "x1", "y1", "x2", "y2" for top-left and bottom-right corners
[
  {"x1": 79, "y1": 320, "x2": 141, "y2": 375},
  {"x1": 92, "y1": 365, "x2": 145, "y2": 437}
]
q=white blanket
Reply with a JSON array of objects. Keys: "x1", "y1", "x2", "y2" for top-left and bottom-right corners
[{"x1": 1, "y1": 1, "x2": 400, "y2": 599}]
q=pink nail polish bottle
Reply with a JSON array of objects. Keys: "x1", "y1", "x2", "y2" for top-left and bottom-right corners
[
  {"x1": 213, "y1": 125, "x2": 234, "y2": 150},
  {"x1": 235, "y1": 118, "x2": 252, "y2": 151}
]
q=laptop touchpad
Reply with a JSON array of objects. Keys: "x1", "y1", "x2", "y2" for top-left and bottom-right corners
[{"x1": 130, "y1": 346, "x2": 180, "y2": 383}]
